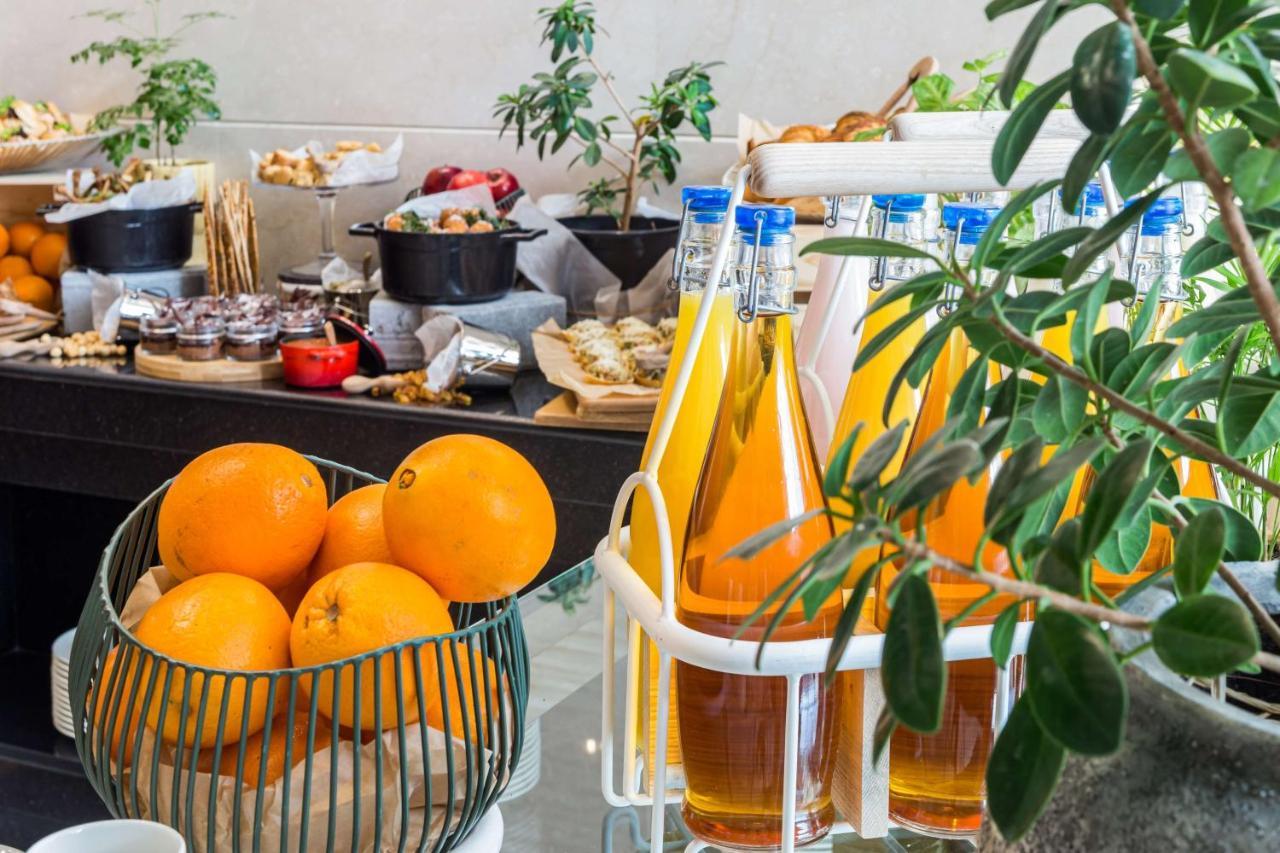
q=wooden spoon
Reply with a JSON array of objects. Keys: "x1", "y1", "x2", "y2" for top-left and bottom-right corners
[
  {"x1": 341, "y1": 374, "x2": 407, "y2": 395},
  {"x1": 877, "y1": 56, "x2": 941, "y2": 118}
]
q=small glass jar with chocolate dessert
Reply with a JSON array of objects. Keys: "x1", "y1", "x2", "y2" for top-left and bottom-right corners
[
  {"x1": 176, "y1": 318, "x2": 226, "y2": 361},
  {"x1": 139, "y1": 315, "x2": 179, "y2": 356},
  {"x1": 279, "y1": 312, "x2": 324, "y2": 342},
  {"x1": 225, "y1": 320, "x2": 280, "y2": 361}
]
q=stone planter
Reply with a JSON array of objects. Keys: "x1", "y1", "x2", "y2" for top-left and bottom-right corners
[{"x1": 980, "y1": 562, "x2": 1280, "y2": 852}]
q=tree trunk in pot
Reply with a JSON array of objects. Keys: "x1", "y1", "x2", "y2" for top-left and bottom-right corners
[{"x1": 979, "y1": 562, "x2": 1280, "y2": 852}]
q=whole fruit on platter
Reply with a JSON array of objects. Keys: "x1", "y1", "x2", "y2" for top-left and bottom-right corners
[
  {"x1": 158, "y1": 443, "x2": 327, "y2": 590},
  {"x1": 445, "y1": 169, "x2": 488, "y2": 192},
  {"x1": 307, "y1": 483, "x2": 394, "y2": 583},
  {"x1": 383, "y1": 434, "x2": 556, "y2": 602},
  {"x1": 422, "y1": 165, "x2": 462, "y2": 195},
  {"x1": 485, "y1": 168, "x2": 520, "y2": 201}
]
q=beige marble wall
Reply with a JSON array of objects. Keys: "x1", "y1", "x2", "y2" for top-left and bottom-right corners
[{"x1": 3, "y1": 0, "x2": 1105, "y2": 280}]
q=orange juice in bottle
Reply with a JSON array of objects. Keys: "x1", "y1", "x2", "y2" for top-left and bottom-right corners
[
  {"x1": 1074, "y1": 195, "x2": 1219, "y2": 598},
  {"x1": 677, "y1": 204, "x2": 842, "y2": 849},
  {"x1": 829, "y1": 194, "x2": 929, "y2": 594},
  {"x1": 878, "y1": 203, "x2": 1024, "y2": 838},
  {"x1": 629, "y1": 186, "x2": 737, "y2": 786}
]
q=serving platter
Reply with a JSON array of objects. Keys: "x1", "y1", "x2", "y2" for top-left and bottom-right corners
[
  {"x1": 0, "y1": 129, "x2": 117, "y2": 175},
  {"x1": 134, "y1": 348, "x2": 283, "y2": 383}
]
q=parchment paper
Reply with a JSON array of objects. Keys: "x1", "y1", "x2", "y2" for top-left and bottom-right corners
[
  {"x1": 531, "y1": 319, "x2": 661, "y2": 401},
  {"x1": 45, "y1": 169, "x2": 197, "y2": 223}
]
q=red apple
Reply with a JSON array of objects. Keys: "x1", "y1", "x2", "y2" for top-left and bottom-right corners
[
  {"x1": 422, "y1": 165, "x2": 462, "y2": 195},
  {"x1": 486, "y1": 168, "x2": 520, "y2": 202},
  {"x1": 446, "y1": 169, "x2": 488, "y2": 191}
]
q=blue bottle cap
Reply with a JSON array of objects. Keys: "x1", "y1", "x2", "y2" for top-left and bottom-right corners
[
  {"x1": 872, "y1": 194, "x2": 926, "y2": 212},
  {"x1": 681, "y1": 185, "x2": 733, "y2": 212},
  {"x1": 1059, "y1": 182, "x2": 1105, "y2": 215},
  {"x1": 1140, "y1": 195, "x2": 1184, "y2": 235},
  {"x1": 735, "y1": 203, "x2": 796, "y2": 243},
  {"x1": 942, "y1": 203, "x2": 1002, "y2": 244}
]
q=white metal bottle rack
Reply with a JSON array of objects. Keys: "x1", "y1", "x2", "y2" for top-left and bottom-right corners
[{"x1": 595, "y1": 114, "x2": 1118, "y2": 852}]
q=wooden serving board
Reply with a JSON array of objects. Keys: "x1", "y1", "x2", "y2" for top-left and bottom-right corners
[
  {"x1": 534, "y1": 392, "x2": 652, "y2": 433},
  {"x1": 135, "y1": 349, "x2": 283, "y2": 383}
]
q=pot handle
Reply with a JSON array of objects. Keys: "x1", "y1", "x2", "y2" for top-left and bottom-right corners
[
  {"x1": 349, "y1": 222, "x2": 379, "y2": 238},
  {"x1": 501, "y1": 227, "x2": 548, "y2": 243},
  {"x1": 36, "y1": 203, "x2": 61, "y2": 216},
  {"x1": 186, "y1": 201, "x2": 206, "y2": 214}
]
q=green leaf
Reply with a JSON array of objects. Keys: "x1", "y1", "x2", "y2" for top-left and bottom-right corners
[
  {"x1": 986, "y1": 0, "x2": 1042, "y2": 19},
  {"x1": 1221, "y1": 379, "x2": 1280, "y2": 456},
  {"x1": 1168, "y1": 288, "x2": 1265, "y2": 336},
  {"x1": 1070, "y1": 267, "x2": 1114, "y2": 368},
  {"x1": 1035, "y1": 519, "x2": 1086, "y2": 596},
  {"x1": 1167, "y1": 48, "x2": 1260, "y2": 107},
  {"x1": 1063, "y1": 189, "x2": 1163, "y2": 285},
  {"x1": 1174, "y1": 507, "x2": 1226, "y2": 599},
  {"x1": 1165, "y1": 127, "x2": 1251, "y2": 181},
  {"x1": 1152, "y1": 594, "x2": 1260, "y2": 677},
  {"x1": 1189, "y1": 0, "x2": 1270, "y2": 48},
  {"x1": 1135, "y1": 0, "x2": 1186, "y2": 18},
  {"x1": 872, "y1": 709, "x2": 897, "y2": 765},
  {"x1": 991, "y1": 602, "x2": 1024, "y2": 669},
  {"x1": 853, "y1": 300, "x2": 941, "y2": 372},
  {"x1": 1026, "y1": 609, "x2": 1128, "y2": 755},
  {"x1": 1089, "y1": 327, "x2": 1131, "y2": 384},
  {"x1": 1008, "y1": 227, "x2": 1093, "y2": 275},
  {"x1": 882, "y1": 573, "x2": 946, "y2": 733},
  {"x1": 891, "y1": 441, "x2": 984, "y2": 511},
  {"x1": 1071, "y1": 23, "x2": 1137, "y2": 134},
  {"x1": 1095, "y1": 508, "x2": 1152, "y2": 575},
  {"x1": 974, "y1": 181, "x2": 1061, "y2": 270},
  {"x1": 1108, "y1": 341, "x2": 1179, "y2": 398},
  {"x1": 947, "y1": 358, "x2": 989, "y2": 437},
  {"x1": 802, "y1": 531, "x2": 868, "y2": 620},
  {"x1": 1032, "y1": 376, "x2": 1088, "y2": 443},
  {"x1": 1110, "y1": 121, "x2": 1175, "y2": 197},
  {"x1": 722, "y1": 508, "x2": 828, "y2": 561},
  {"x1": 850, "y1": 421, "x2": 909, "y2": 490},
  {"x1": 993, "y1": 70, "x2": 1074, "y2": 185},
  {"x1": 986, "y1": 436, "x2": 1046, "y2": 529},
  {"x1": 1232, "y1": 147, "x2": 1280, "y2": 210},
  {"x1": 1181, "y1": 235, "x2": 1238, "y2": 277},
  {"x1": 1185, "y1": 498, "x2": 1263, "y2": 561},
  {"x1": 1081, "y1": 439, "x2": 1152, "y2": 555},
  {"x1": 912, "y1": 73, "x2": 956, "y2": 112},
  {"x1": 999, "y1": 0, "x2": 1064, "y2": 108},
  {"x1": 825, "y1": 425, "x2": 860, "y2": 498},
  {"x1": 1062, "y1": 132, "x2": 1113, "y2": 214},
  {"x1": 825, "y1": 560, "x2": 885, "y2": 682},
  {"x1": 802, "y1": 236, "x2": 937, "y2": 261},
  {"x1": 986, "y1": 697, "x2": 1067, "y2": 843}
]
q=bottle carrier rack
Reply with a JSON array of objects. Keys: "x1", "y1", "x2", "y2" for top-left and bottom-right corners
[
  {"x1": 596, "y1": 113, "x2": 1135, "y2": 851},
  {"x1": 70, "y1": 458, "x2": 529, "y2": 853}
]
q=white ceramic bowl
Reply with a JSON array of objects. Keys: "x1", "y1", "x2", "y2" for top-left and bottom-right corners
[{"x1": 27, "y1": 820, "x2": 185, "y2": 853}]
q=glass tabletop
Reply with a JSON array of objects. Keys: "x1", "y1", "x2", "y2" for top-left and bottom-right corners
[{"x1": 506, "y1": 563, "x2": 974, "y2": 852}]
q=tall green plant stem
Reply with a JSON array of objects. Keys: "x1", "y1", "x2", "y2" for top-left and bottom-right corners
[
  {"x1": 585, "y1": 53, "x2": 647, "y2": 230},
  {"x1": 1111, "y1": 0, "x2": 1280, "y2": 356}
]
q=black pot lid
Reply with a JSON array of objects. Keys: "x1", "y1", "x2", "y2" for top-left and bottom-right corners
[{"x1": 326, "y1": 313, "x2": 387, "y2": 375}]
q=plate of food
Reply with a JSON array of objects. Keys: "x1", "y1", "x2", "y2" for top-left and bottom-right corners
[
  {"x1": 0, "y1": 97, "x2": 116, "y2": 174},
  {"x1": 253, "y1": 137, "x2": 401, "y2": 188}
]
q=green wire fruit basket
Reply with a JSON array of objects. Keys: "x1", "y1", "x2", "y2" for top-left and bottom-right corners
[{"x1": 68, "y1": 458, "x2": 529, "y2": 853}]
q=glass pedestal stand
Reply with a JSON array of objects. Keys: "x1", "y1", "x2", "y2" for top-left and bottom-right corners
[{"x1": 272, "y1": 180, "x2": 397, "y2": 286}]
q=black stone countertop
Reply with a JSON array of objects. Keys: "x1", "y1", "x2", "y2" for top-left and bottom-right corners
[{"x1": 0, "y1": 357, "x2": 644, "y2": 575}]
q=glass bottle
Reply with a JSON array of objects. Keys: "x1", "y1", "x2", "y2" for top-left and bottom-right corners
[
  {"x1": 677, "y1": 203, "x2": 841, "y2": 849},
  {"x1": 1035, "y1": 182, "x2": 1108, "y2": 363},
  {"x1": 1075, "y1": 194, "x2": 1220, "y2": 598},
  {"x1": 877, "y1": 202, "x2": 1022, "y2": 838},
  {"x1": 629, "y1": 185, "x2": 737, "y2": 788},
  {"x1": 795, "y1": 194, "x2": 867, "y2": 459},
  {"x1": 829, "y1": 194, "x2": 930, "y2": 594}
]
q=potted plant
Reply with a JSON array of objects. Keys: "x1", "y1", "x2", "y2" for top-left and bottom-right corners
[
  {"x1": 71, "y1": 0, "x2": 226, "y2": 195},
  {"x1": 735, "y1": 0, "x2": 1280, "y2": 846},
  {"x1": 494, "y1": 0, "x2": 719, "y2": 289}
]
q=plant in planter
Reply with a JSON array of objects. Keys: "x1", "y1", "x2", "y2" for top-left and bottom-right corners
[
  {"x1": 734, "y1": 0, "x2": 1280, "y2": 844},
  {"x1": 493, "y1": 1, "x2": 719, "y2": 286},
  {"x1": 71, "y1": 0, "x2": 227, "y2": 167}
]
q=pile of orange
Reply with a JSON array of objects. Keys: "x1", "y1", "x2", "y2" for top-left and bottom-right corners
[
  {"x1": 93, "y1": 437, "x2": 554, "y2": 786},
  {"x1": 0, "y1": 220, "x2": 64, "y2": 312}
]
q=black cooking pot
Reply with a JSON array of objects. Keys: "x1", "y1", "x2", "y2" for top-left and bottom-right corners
[
  {"x1": 41, "y1": 202, "x2": 202, "y2": 273},
  {"x1": 559, "y1": 215, "x2": 680, "y2": 290},
  {"x1": 349, "y1": 221, "x2": 546, "y2": 304}
]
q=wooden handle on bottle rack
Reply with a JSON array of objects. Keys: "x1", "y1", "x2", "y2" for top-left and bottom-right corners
[{"x1": 747, "y1": 137, "x2": 1083, "y2": 198}]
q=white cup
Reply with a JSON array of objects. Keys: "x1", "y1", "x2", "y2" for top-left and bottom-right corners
[{"x1": 27, "y1": 820, "x2": 185, "y2": 853}]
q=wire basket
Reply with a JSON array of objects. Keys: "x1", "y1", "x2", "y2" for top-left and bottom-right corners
[{"x1": 69, "y1": 458, "x2": 530, "y2": 853}]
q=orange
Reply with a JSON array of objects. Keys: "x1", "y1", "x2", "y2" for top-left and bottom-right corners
[
  {"x1": 307, "y1": 484, "x2": 394, "y2": 583},
  {"x1": 134, "y1": 573, "x2": 292, "y2": 747},
  {"x1": 382, "y1": 435, "x2": 556, "y2": 602},
  {"x1": 424, "y1": 645, "x2": 501, "y2": 741},
  {"x1": 0, "y1": 224, "x2": 9, "y2": 257},
  {"x1": 7, "y1": 221, "x2": 43, "y2": 257},
  {"x1": 91, "y1": 647, "x2": 146, "y2": 764},
  {"x1": 157, "y1": 443, "x2": 327, "y2": 591},
  {"x1": 12, "y1": 275, "x2": 53, "y2": 312},
  {"x1": 0, "y1": 255, "x2": 32, "y2": 282},
  {"x1": 196, "y1": 710, "x2": 333, "y2": 788},
  {"x1": 274, "y1": 569, "x2": 310, "y2": 617},
  {"x1": 290, "y1": 562, "x2": 453, "y2": 731},
  {"x1": 29, "y1": 232, "x2": 67, "y2": 279}
]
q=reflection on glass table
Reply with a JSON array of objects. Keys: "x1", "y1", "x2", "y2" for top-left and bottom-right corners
[{"x1": 508, "y1": 562, "x2": 975, "y2": 852}]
